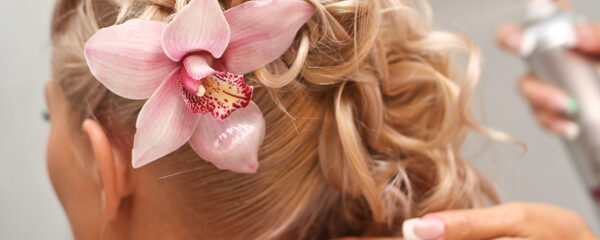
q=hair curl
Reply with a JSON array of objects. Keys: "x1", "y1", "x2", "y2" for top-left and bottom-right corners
[{"x1": 51, "y1": 0, "x2": 500, "y2": 239}]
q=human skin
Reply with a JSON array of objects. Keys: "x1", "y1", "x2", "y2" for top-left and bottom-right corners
[
  {"x1": 45, "y1": 0, "x2": 597, "y2": 239},
  {"x1": 341, "y1": 1, "x2": 600, "y2": 240},
  {"x1": 497, "y1": 0, "x2": 600, "y2": 139},
  {"x1": 45, "y1": 81, "x2": 105, "y2": 239},
  {"x1": 45, "y1": 80, "x2": 200, "y2": 240},
  {"x1": 339, "y1": 203, "x2": 597, "y2": 240}
]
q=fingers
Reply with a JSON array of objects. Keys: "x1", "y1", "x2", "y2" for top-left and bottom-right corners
[
  {"x1": 497, "y1": 0, "x2": 587, "y2": 140},
  {"x1": 497, "y1": 23, "x2": 522, "y2": 54},
  {"x1": 533, "y1": 109, "x2": 580, "y2": 139},
  {"x1": 404, "y1": 204, "x2": 526, "y2": 240},
  {"x1": 403, "y1": 203, "x2": 597, "y2": 240},
  {"x1": 430, "y1": 204, "x2": 527, "y2": 240},
  {"x1": 495, "y1": 0, "x2": 600, "y2": 58},
  {"x1": 576, "y1": 24, "x2": 600, "y2": 55},
  {"x1": 518, "y1": 74, "x2": 572, "y2": 114},
  {"x1": 497, "y1": 0, "x2": 572, "y2": 55},
  {"x1": 518, "y1": 74, "x2": 580, "y2": 138}
]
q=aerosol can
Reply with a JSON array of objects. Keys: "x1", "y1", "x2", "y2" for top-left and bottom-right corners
[{"x1": 522, "y1": 0, "x2": 600, "y2": 216}]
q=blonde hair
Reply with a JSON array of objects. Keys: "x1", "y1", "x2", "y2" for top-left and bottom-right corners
[{"x1": 51, "y1": 0, "x2": 499, "y2": 238}]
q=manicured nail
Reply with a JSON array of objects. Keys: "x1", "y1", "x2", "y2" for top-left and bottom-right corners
[
  {"x1": 403, "y1": 218, "x2": 445, "y2": 240},
  {"x1": 552, "y1": 121, "x2": 581, "y2": 140},
  {"x1": 549, "y1": 97, "x2": 579, "y2": 117},
  {"x1": 565, "y1": 98, "x2": 580, "y2": 117}
]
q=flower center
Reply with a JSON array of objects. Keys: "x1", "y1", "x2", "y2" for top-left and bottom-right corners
[
  {"x1": 181, "y1": 67, "x2": 207, "y2": 97},
  {"x1": 180, "y1": 53, "x2": 218, "y2": 97},
  {"x1": 178, "y1": 70, "x2": 253, "y2": 119}
]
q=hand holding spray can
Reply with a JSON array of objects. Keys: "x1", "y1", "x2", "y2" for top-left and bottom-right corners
[{"x1": 521, "y1": 0, "x2": 600, "y2": 212}]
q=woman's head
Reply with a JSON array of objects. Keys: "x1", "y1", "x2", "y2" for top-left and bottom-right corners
[{"x1": 47, "y1": 0, "x2": 498, "y2": 239}]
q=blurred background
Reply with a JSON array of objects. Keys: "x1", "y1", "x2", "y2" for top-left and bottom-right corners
[{"x1": 1, "y1": 0, "x2": 599, "y2": 239}]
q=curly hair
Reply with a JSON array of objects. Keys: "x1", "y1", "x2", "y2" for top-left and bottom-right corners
[{"x1": 51, "y1": 0, "x2": 500, "y2": 239}]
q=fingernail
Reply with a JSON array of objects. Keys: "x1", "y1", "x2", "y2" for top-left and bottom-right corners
[
  {"x1": 403, "y1": 218, "x2": 445, "y2": 240},
  {"x1": 565, "y1": 98, "x2": 580, "y2": 117},
  {"x1": 549, "y1": 97, "x2": 579, "y2": 116},
  {"x1": 552, "y1": 121, "x2": 581, "y2": 140}
]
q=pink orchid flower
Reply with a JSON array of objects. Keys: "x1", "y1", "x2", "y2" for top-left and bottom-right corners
[{"x1": 84, "y1": 0, "x2": 315, "y2": 173}]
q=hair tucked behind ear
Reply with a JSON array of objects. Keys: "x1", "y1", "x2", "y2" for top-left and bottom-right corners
[{"x1": 51, "y1": 0, "x2": 500, "y2": 238}]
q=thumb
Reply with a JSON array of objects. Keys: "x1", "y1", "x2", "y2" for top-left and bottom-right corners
[
  {"x1": 403, "y1": 204, "x2": 528, "y2": 240},
  {"x1": 576, "y1": 24, "x2": 600, "y2": 55}
]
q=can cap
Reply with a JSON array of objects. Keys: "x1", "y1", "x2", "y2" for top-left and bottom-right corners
[{"x1": 520, "y1": 0, "x2": 577, "y2": 56}]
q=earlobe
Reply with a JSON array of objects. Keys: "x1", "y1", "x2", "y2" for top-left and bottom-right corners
[{"x1": 82, "y1": 119, "x2": 132, "y2": 221}]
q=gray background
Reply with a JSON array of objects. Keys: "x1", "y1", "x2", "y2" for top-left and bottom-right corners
[{"x1": 0, "y1": 0, "x2": 598, "y2": 239}]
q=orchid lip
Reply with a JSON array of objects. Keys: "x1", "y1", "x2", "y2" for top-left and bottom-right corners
[
  {"x1": 179, "y1": 71, "x2": 253, "y2": 119},
  {"x1": 180, "y1": 53, "x2": 217, "y2": 96}
]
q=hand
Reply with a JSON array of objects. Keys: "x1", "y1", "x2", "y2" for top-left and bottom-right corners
[
  {"x1": 402, "y1": 202, "x2": 598, "y2": 240},
  {"x1": 496, "y1": 13, "x2": 600, "y2": 139}
]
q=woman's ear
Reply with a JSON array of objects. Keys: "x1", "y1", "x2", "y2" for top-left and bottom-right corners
[{"x1": 82, "y1": 119, "x2": 133, "y2": 220}]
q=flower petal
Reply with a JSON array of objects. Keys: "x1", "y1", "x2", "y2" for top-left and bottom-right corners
[
  {"x1": 84, "y1": 19, "x2": 177, "y2": 100},
  {"x1": 189, "y1": 101, "x2": 265, "y2": 173},
  {"x1": 179, "y1": 71, "x2": 252, "y2": 120},
  {"x1": 161, "y1": 0, "x2": 231, "y2": 62},
  {"x1": 220, "y1": 0, "x2": 315, "y2": 75},
  {"x1": 132, "y1": 69, "x2": 199, "y2": 168}
]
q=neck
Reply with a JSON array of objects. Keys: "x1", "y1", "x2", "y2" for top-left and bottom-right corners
[{"x1": 103, "y1": 173, "x2": 204, "y2": 240}]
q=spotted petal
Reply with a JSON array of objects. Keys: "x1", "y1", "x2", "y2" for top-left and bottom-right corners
[
  {"x1": 84, "y1": 19, "x2": 177, "y2": 99},
  {"x1": 161, "y1": 0, "x2": 231, "y2": 61},
  {"x1": 179, "y1": 71, "x2": 252, "y2": 120},
  {"x1": 132, "y1": 69, "x2": 199, "y2": 168},
  {"x1": 220, "y1": 0, "x2": 315, "y2": 75},
  {"x1": 189, "y1": 101, "x2": 265, "y2": 174}
]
